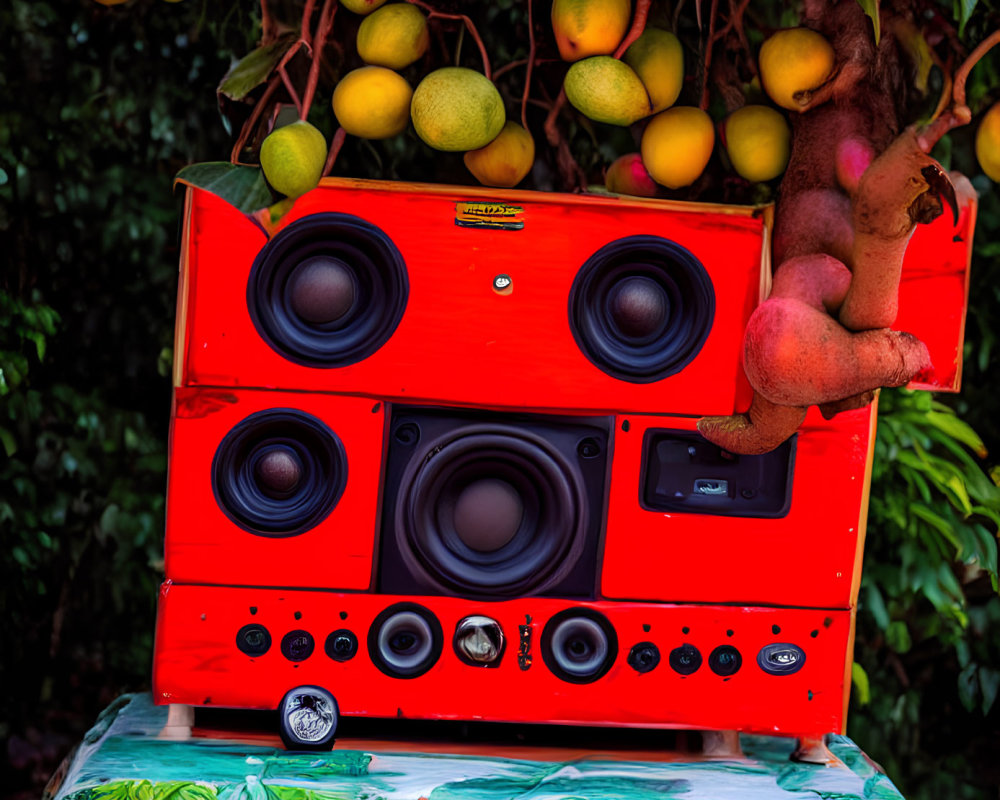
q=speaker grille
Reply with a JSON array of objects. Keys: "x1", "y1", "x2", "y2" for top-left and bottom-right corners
[
  {"x1": 569, "y1": 235, "x2": 715, "y2": 382},
  {"x1": 212, "y1": 408, "x2": 347, "y2": 536},
  {"x1": 247, "y1": 213, "x2": 408, "y2": 367}
]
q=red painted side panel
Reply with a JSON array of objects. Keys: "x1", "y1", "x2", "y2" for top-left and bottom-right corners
[
  {"x1": 899, "y1": 195, "x2": 976, "y2": 392},
  {"x1": 602, "y1": 405, "x2": 874, "y2": 607},
  {"x1": 165, "y1": 387, "x2": 384, "y2": 590},
  {"x1": 153, "y1": 583, "x2": 851, "y2": 737},
  {"x1": 177, "y1": 182, "x2": 766, "y2": 415}
]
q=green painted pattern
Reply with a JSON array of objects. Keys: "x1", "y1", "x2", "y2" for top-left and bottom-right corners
[{"x1": 51, "y1": 696, "x2": 907, "y2": 800}]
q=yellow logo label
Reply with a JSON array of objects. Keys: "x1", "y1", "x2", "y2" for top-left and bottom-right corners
[{"x1": 455, "y1": 202, "x2": 525, "y2": 230}]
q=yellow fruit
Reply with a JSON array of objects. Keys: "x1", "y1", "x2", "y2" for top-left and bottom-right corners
[
  {"x1": 605, "y1": 153, "x2": 657, "y2": 197},
  {"x1": 976, "y1": 101, "x2": 1000, "y2": 181},
  {"x1": 340, "y1": 0, "x2": 388, "y2": 14},
  {"x1": 464, "y1": 122, "x2": 535, "y2": 188},
  {"x1": 356, "y1": 3, "x2": 429, "y2": 69},
  {"x1": 623, "y1": 28, "x2": 684, "y2": 113},
  {"x1": 758, "y1": 27, "x2": 835, "y2": 111},
  {"x1": 259, "y1": 120, "x2": 327, "y2": 199},
  {"x1": 411, "y1": 67, "x2": 505, "y2": 152},
  {"x1": 564, "y1": 56, "x2": 651, "y2": 126},
  {"x1": 640, "y1": 106, "x2": 714, "y2": 189},
  {"x1": 724, "y1": 105, "x2": 791, "y2": 182},
  {"x1": 551, "y1": 0, "x2": 631, "y2": 61},
  {"x1": 332, "y1": 66, "x2": 413, "y2": 139}
]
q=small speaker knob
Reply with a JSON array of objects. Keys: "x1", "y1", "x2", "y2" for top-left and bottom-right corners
[
  {"x1": 454, "y1": 615, "x2": 505, "y2": 666},
  {"x1": 254, "y1": 446, "x2": 303, "y2": 498},
  {"x1": 453, "y1": 478, "x2": 524, "y2": 552},
  {"x1": 610, "y1": 275, "x2": 668, "y2": 339},
  {"x1": 288, "y1": 256, "x2": 356, "y2": 324}
]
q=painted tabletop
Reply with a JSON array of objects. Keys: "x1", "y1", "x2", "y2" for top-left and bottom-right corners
[{"x1": 47, "y1": 695, "x2": 904, "y2": 800}]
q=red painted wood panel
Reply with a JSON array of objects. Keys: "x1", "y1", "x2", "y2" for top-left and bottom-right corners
[{"x1": 154, "y1": 583, "x2": 852, "y2": 737}]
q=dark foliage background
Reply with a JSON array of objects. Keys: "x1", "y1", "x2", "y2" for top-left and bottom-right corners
[{"x1": 1, "y1": 2, "x2": 997, "y2": 799}]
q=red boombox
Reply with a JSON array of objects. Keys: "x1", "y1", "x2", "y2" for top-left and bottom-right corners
[{"x1": 153, "y1": 178, "x2": 973, "y2": 750}]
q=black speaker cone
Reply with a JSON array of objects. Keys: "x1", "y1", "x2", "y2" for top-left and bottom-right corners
[
  {"x1": 569, "y1": 235, "x2": 715, "y2": 382},
  {"x1": 368, "y1": 603, "x2": 443, "y2": 678},
  {"x1": 213, "y1": 409, "x2": 347, "y2": 536},
  {"x1": 247, "y1": 213, "x2": 408, "y2": 367},
  {"x1": 393, "y1": 424, "x2": 589, "y2": 598},
  {"x1": 541, "y1": 608, "x2": 618, "y2": 683}
]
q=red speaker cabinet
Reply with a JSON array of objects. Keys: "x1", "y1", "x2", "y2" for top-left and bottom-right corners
[{"x1": 154, "y1": 178, "x2": 971, "y2": 749}]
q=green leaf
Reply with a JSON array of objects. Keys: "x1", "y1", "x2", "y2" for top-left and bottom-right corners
[
  {"x1": 0, "y1": 425, "x2": 16, "y2": 457},
  {"x1": 925, "y1": 410, "x2": 988, "y2": 457},
  {"x1": 911, "y1": 503, "x2": 962, "y2": 554},
  {"x1": 175, "y1": 163, "x2": 275, "y2": 215},
  {"x1": 954, "y1": 0, "x2": 979, "y2": 37},
  {"x1": 852, "y1": 661, "x2": 871, "y2": 705},
  {"x1": 886, "y1": 620, "x2": 913, "y2": 653},
  {"x1": 855, "y1": 0, "x2": 880, "y2": 43},
  {"x1": 218, "y1": 37, "x2": 297, "y2": 101},
  {"x1": 980, "y1": 667, "x2": 1000, "y2": 715}
]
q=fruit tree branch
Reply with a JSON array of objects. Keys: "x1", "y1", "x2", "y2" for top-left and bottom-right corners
[
  {"x1": 612, "y1": 0, "x2": 651, "y2": 58},
  {"x1": 301, "y1": 0, "x2": 337, "y2": 117},
  {"x1": 231, "y1": 74, "x2": 282, "y2": 165},
  {"x1": 323, "y1": 127, "x2": 347, "y2": 176},
  {"x1": 699, "y1": 0, "x2": 719, "y2": 110},
  {"x1": 918, "y1": 29, "x2": 1000, "y2": 151},
  {"x1": 406, "y1": 0, "x2": 492, "y2": 80},
  {"x1": 522, "y1": 0, "x2": 536, "y2": 130}
]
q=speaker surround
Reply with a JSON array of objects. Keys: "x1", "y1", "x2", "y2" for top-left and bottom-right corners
[
  {"x1": 368, "y1": 602, "x2": 443, "y2": 679},
  {"x1": 247, "y1": 212, "x2": 408, "y2": 368},
  {"x1": 212, "y1": 408, "x2": 347, "y2": 536},
  {"x1": 378, "y1": 407, "x2": 611, "y2": 599},
  {"x1": 541, "y1": 607, "x2": 618, "y2": 684},
  {"x1": 569, "y1": 235, "x2": 715, "y2": 383}
]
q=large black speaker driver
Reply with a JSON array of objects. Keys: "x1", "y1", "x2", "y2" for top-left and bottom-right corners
[
  {"x1": 212, "y1": 409, "x2": 347, "y2": 536},
  {"x1": 569, "y1": 235, "x2": 715, "y2": 383},
  {"x1": 380, "y1": 409, "x2": 610, "y2": 599},
  {"x1": 247, "y1": 213, "x2": 408, "y2": 367}
]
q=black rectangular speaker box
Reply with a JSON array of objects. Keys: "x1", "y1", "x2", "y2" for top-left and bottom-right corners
[
  {"x1": 377, "y1": 405, "x2": 612, "y2": 601},
  {"x1": 641, "y1": 430, "x2": 795, "y2": 518}
]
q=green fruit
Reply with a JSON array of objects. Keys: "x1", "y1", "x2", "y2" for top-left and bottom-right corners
[
  {"x1": 357, "y1": 3, "x2": 429, "y2": 69},
  {"x1": 563, "y1": 56, "x2": 651, "y2": 126},
  {"x1": 411, "y1": 67, "x2": 505, "y2": 151},
  {"x1": 259, "y1": 120, "x2": 327, "y2": 199},
  {"x1": 623, "y1": 28, "x2": 684, "y2": 113}
]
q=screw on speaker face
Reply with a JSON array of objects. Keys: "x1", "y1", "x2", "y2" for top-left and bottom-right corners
[
  {"x1": 281, "y1": 630, "x2": 315, "y2": 662},
  {"x1": 709, "y1": 644, "x2": 742, "y2": 676},
  {"x1": 236, "y1": 624, "x2": 272, "y2": 656},
  {"x1": 668, "y1": 643, "x2": 702, "y2": 675},
  {"x1": 324, "y1": 629, "x2": 358, "y2": 662},
  {"x1": 368, "y1": 603, "x2": 443, "y2": 679},
  {"x1": 541, "y1": 608, "x2": 617, "y2": 684},
  {"x1": 568, "y1": 235, "x2": 715, "y2": 383},
  {"x1": 757, "y1": 643, "x2": 806, "y2": 675},
  {"x1": 247, "y1": 213, "x2": 408, "y2": 368},
  {"x1": 212, "y1": 409, "x2": 347, "y2": 537},
  {"x1": 393, "y1": 424, "x2": 589, "y2": 597},
  {"x1": 627, "y1": 641, "x2": 661, "y2": 674},
  {"x1": 453, "y1": 615, "x2": 505, "y2": 667}
]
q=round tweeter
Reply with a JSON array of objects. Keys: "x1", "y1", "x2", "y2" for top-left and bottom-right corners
[
  {"x1": 394, "y1": 424, "x2": 589, "y2": 597},
  {"x1": 541, "y1": 608, "x2": 618, "y2": 684},
  {"x1": 247, "y1": 213, "x2": 408, "y2": 367},
  {"x1": 212, "y1": 409, "x2": 347, "y2": 536},
  {"x1": 569, "y1": 235, "x2": 715, "y2": 382},
  {"x1": 368, "y1": 603, "x2": 443, "y2": 679}
]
